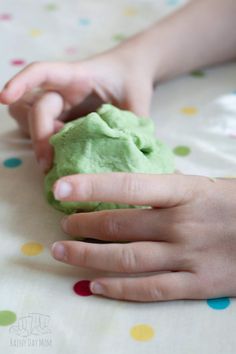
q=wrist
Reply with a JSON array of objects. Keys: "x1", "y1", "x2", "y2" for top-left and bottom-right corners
[
  {"x1": 110, "y1": 29, "x2": 159, "y2": 85},
  {"x1": 111, "y1": 22, "x2": 178, "y2": 85}
]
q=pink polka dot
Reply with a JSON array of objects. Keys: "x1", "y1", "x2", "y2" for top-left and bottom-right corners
[
  {"x1": 10, "y1": 59, "x2": 26, "y2": 66},
  {"x1": 73, "y1": 280, "x2": 93, "y2": 296},
  {"x1": 65, "y1": 47, "x2": 77, "y2": 55},
  {"x1": 0, "y1": 13, "x2": 12, "y2": 20}
]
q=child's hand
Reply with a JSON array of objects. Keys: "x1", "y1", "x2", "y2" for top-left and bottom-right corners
[
  {"x1": 2, "y1": 0, "x2": 236, "y2": 172},
  {"x1": 0, "y1": 48, "x2": 153, "y2": 171},
  {"x1": 50, "y1": 173, "x2": 236, "y2": 302}
]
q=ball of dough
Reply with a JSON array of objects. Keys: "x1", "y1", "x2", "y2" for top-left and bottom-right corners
[{"x1": 45, "y1": 104, "x2": 175, "y2": 214}]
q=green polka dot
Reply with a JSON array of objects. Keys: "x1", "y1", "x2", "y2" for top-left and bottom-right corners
[
  {"x1": 45, "y1": 3, "x2": 58, "y2": 11},
  {"x1": 112, "y1": 33, "x2": 126, "y2": 42},
  {"x1": 0, "y1": 311, "x2": 17, "y2": 326},
  {"x1": 173, "y1": 145, "x2": 191, "y2": 156},
  {"x1": 190, "y1": 70, "x2": 205, "y2": 78}
]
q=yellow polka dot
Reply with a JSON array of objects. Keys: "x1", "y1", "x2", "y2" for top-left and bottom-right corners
[
  {"x1": 29, "y1": 29, "x2": 43, "y2": 38},
  {"x1": 130, "y1": 324, "x2": 155, "y2": 341},
  {"x1": 123, "y1": 6, "x2": 138, "y2": 16},
  {"x1": 21, "y1": 242, "x2": 44, "y2": 256},
  {"x1": 180, "y1": 106, "x2": 198, "y2": 115}
]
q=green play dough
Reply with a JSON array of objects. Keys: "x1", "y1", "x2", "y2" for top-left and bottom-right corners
[{"x1": 45, "y1": 104, "x2": 175, "y2": 214}]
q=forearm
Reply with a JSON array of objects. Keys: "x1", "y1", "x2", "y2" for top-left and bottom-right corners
[{"x1": 119, "y1": 0, "x2": 236, "y2": 83}]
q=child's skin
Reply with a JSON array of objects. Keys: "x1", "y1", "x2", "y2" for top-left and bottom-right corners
[{"x1": 1, "y1": 0, "x2": 236, "y2": 302}]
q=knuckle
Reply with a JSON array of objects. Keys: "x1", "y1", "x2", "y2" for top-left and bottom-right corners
[
  {"x1": 100, "y1": 213, "x2": 122, "y2": 239},
  {"x1": 117, "y1": 246, "x2": 138, "y2": 273},
  {"x1": 79, "y1": 245, "x2": 92, "y2": 267},
  {"x1": 147, "y1": 285, "x2": 166, "y2": 301},
  {"x1": 27, "y1": 61, "x2": 48, "y2": 77},
  {"x1": 123, "y1": 174, "x2": 141, "y2": 198},
  {"x1": 28, "y1": 61, "x2": 41, "y2": 69},
  {"x1": 85, "y1": 177, "x2": 95, "y2": 200}
]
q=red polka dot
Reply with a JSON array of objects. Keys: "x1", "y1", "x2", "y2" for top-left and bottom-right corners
[
  {"x1": 10, "y1": 59, "x2": 26, "y2": 66},
  {"x1": 73, "y1": 280, "x2": 93, "y2": 296},
  {"x1": 0, "y1": 13, "x2": 12, "y2": 20},
  {"x1": 65, "y1": 47, "x2": 77, "y2": 55}
]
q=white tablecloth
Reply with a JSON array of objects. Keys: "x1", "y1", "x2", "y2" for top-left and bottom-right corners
[{"x1": 0, "y1": 0, "x2": 236, "y2": 353}]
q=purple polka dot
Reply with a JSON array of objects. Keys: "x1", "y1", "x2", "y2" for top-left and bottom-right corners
[
  {"x1": 10, "y1": 59, "x2": 26, "y2": 66},
  {"x1": 229, "y1": 133, "x2": 236, "y2": 139},
  {"x1": 73, "y1": 280, "x2": 93, "y2": 296}
]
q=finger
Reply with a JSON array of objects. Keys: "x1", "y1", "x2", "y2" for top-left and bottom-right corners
[
  {"x1": 51, "y1": 240, "x2": 182, "y2": 273},
  {"x1": 62, "y1": 209, "x2": 175, "y2": 242},
  {"x1": 0, "y1": 62, "x2": 75, "y2": 104},
  {"x1": 53, "y1": 173, "x2": 195, "y2": 207},
  {"x1": 90, "y1": 272, "x2": 199, "y2": 302},
  {"x1": 8, "y1": 90, "x2": 45, "y2": 135},
  {"x1": 9, "y1": 100, "x2": 31, "y2": 136},
  {"x1": 29, "y1": 91, "x2": 64, "y2": 171}
]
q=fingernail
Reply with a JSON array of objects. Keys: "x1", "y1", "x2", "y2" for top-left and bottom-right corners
[
  {"x1": 54, "y1": 181, "x2": 72, "y2": 200},
  {"x1": 51, "y1": 242, "x2": 67, "y2": 261},
  {"x1": 38, "y1": 158, "x2": 49, "y2": 173},
  {"x1": 90, "y1": 282, "x2": 104, "y2": 295},
  {"x1": 61, "y1": 216, "x2": 68, "y2": 232}
]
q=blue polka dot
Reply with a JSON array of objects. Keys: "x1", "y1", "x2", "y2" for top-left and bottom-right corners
[
  {"x1": 166, "y1": 0, "x2": 179, "y2": 5},
  {"x1": 3, "y1": 157, "x2": 22, "y2": 168},
  {"x1": 79, "y1": 18, "x2": 90, "y2": 26},
  {"x1": 207, "y1": 297, "x2": 230, "y2": 310}
]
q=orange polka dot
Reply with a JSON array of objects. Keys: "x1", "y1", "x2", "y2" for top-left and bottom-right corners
[
  {"x1": 123, "y1": 6, "x2": 138, "y2": 16},
  {"x1": 29, "y1": 29, "x2": 43, "y2": 37},
  {"x1": 21, "y1": 242, "x2": 44, "y2": 256},
  {"x1": 180, "y1": 106, "x2": 198, "y2": 115}
]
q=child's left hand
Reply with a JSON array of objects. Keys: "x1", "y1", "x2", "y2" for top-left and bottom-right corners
[{"x1": 51, "y1": 173, "x2": 236, "y2": 302}]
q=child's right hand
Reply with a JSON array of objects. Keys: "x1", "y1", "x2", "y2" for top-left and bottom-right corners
[{"x1": 0, "y1": 47, "x2": 153, "y2": 172}]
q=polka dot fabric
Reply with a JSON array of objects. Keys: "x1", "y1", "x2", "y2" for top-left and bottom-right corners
[{"x1": 0, "y1": 0, "x2": 235, "y2": 353}]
